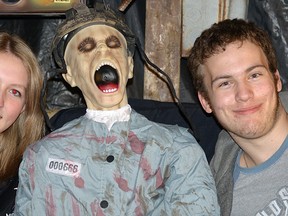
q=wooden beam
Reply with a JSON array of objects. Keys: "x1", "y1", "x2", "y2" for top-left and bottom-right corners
[
  {"x1": 182, "y1": 0, "x2": 248, "y2": 57},
  {"x1": 144, "y1": 0, "x2": 182, "y2": 102}
]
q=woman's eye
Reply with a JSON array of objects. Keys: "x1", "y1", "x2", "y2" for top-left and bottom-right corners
[
  {"x1": 10, "y1": 89, "x2": 21, "y2": 97},
  {"x1": 78, "y1": 37, "x2": 96, "y2": 53},
  {"x1": 106, "y1": 35, "x2": 121, "y2": 48}
]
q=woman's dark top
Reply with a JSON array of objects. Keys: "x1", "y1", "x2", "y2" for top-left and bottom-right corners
[{"x1": 0, "y1": 175, "x2": 18, "y2": 216}]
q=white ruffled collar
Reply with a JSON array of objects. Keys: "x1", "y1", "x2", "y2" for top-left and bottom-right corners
[{"x1": 85, "y1": 104, "x2": 131, "y2": 130}]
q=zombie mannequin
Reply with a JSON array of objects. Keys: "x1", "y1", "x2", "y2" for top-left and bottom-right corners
[{"x1": 15, "y1": 3, "x2": 219, "y2": 215}]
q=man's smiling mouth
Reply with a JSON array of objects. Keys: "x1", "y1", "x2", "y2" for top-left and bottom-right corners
[{"x1": 235, "y1": 105, "x2": 261, "y2": 115}]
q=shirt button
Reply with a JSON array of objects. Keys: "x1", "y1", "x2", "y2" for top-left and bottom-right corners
[
  {"x1": 100, "y1": 200, "x2": 108, "y2": 208},
  {"x1": 106, "y1": 155, "x2": 114, "y2": 163}
]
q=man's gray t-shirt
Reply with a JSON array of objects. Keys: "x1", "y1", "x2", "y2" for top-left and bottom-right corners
[{"x1": 231, "y1": 136, "x2": 288, "y2": 216}]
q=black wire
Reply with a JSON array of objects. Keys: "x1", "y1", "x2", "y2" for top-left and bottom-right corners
[
  {"x1": 40, "y1": 68, "x2": 66, "y2": 133},
  {"x1": 135, "y1": 37, "x2": 199, "y2": 141}
]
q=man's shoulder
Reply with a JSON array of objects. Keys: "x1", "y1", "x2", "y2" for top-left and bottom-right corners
[
  {"x1": 214, "y1": 130, "x2": 238, "y2": 153},
  {"x1": 280, "y1": 91, "x2": 288, "y2": 111},
  {"x1": 210, "y1": 130, "x2": 239, "y2": 176}
]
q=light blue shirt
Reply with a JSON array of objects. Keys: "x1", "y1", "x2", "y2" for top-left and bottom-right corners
[
  {"x1": 232, "y1": 136, "x2": 288, "y2": 216},
  {"x1": 15, "y1": 110, "x2": 219, "y2": 215}
]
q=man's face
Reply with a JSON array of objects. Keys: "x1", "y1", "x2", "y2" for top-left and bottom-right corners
[
  {"x1": 64, "y1": 25, "x2": 133, "y2": 110},
  {"x1": 198, "y1": 41, "x2": 282, "y2": 139}
]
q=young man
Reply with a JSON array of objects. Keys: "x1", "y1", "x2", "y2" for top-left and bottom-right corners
[
  {"x1": 15, "y1": 3, "x2": 219, "y2": 215},
  {"x1": 188, "y1": 18, "x2": 288, "y2": 216}
]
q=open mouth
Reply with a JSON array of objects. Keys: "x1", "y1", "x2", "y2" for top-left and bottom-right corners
[{"x1": 94, "y1": 63, "x2": 119, "y2": 93}]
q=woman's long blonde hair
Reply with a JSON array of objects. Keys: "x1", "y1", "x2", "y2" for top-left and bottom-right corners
[{"x1": 0, "y1": 32, "x2": 45, "y2": 180}]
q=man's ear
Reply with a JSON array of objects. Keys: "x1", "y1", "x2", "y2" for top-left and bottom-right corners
[
  {"x1": 198, "y1": 91, "x2": 213, "y2": 113},
  {"x1": 127, "y1": 56, "x2": 134, "y2": 79},
  {"x1": 62, "y1": 65, "x2": 76, "y2": 87}
]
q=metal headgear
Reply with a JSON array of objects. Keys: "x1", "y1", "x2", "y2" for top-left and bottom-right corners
[{"x1": 52, "y1": 2, "x2": 135, "y2": 69}]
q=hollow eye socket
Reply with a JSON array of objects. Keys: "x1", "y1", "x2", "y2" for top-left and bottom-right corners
[
  {"x1": 106, "y1": 35, "x2": 121, "y2": 48},
  {"x1": 78, "y1": 37, "x2": 96, "y2": 53}
]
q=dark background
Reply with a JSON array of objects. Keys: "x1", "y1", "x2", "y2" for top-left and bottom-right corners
[
  {"x1": 0, "y1": 0, "x2": 287, "y2": 110},
  {"x1": 0, "y1": 0, "x2": 287, "y2": 160}
]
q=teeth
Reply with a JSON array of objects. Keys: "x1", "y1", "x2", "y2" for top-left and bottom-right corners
[
  {"x1": 96, "y1": 62, "x2": 115, "y2": 70},
  {"x1": 103, "y1": 88, "x2": 117, "y2": 93}
]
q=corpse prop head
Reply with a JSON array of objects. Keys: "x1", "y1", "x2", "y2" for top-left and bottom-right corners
[
  {"x1": 46, "y1": 2, "x2": 195, "y2": 134},
  {"x1": 52, "y1": 3, "x2": 135, "y2": 110}
]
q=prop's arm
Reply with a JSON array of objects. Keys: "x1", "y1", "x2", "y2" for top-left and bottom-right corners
[{"x1": 150, "y1": 130, "x2": 219, "y2": 215}]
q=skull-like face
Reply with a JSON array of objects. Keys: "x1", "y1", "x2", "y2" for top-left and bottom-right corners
[{"x1": 64, "y1": 25, "x2": 134, "y2": 110}]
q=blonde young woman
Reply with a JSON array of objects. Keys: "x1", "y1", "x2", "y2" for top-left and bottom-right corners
[{"x1": 0, "y1": 32, "x2": 45, "y2": 215}]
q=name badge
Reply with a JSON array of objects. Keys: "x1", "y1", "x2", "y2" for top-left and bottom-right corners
[{"x1": 46, "y1": 158, "x2": 81, "y2": 177}]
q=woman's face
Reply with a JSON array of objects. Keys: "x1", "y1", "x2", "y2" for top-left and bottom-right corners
[{"x1": 0, "y1": 52, "x2": 27, "y2": 133}]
